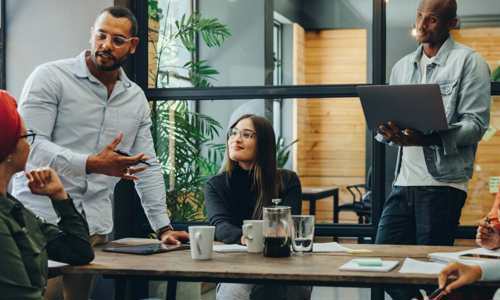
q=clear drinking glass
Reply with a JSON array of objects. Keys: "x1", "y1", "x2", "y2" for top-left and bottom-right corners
[{"x1": 291, "y1": 215, "x2": 315, "y2": 255}]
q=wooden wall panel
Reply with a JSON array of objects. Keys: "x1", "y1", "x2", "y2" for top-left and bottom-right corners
[
  {"x1": 451, "y1": 27, "x2": 500, "y2": 225},
  {"x1": 293, "y1": 24, "x2": 306, "y2": 85},
  {"x1": 292, "y1": 23, "x2": 306, "y2": 175},
  {"x1": 451, "y1": 28, "x2": 500, "y2": 70},
  {"x1": 295, "y1": 29, "x2": 367, "y2": 222},
  {"x1": 461, "y1": 97, "x2": 500, "y2": 225}
]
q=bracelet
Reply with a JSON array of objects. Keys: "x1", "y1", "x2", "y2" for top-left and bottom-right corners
[{"x1": 157, "y1": 224, "x2": 174, "y2": 240}]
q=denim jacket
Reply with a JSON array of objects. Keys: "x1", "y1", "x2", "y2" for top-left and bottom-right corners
[{"x1": 387, "y1": 37, "x2": 491, "y2": 183}]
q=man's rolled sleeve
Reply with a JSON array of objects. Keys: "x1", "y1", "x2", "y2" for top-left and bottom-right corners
[
  {"x1": 437, "y1": 128, "x2": 459, "y2": 156},
  {"x1": 146, "y1": 213, "x2": 171, "y2": 232},
  {"x1": 29, "y1": 141, "x2": 89, "y2": 180},
  {"x1": 70, "y1": 152, "x2": 89, "y2": 178},
  {"x1": 479, "y1": 261, "x2": 500, "y2": 281}
]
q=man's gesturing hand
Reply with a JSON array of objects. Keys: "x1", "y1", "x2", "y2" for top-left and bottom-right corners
[{"x1": 86, "y1": 133, "x2": 148, "y2": 180}]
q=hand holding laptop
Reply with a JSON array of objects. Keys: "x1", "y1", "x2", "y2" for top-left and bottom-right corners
[{"x1": 377, "y1": 121, "x2": 442, "y2": 147}]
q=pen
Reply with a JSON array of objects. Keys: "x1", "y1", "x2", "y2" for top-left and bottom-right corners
[
  {"x1": 429, "y1": 287, "x2": 444, "y2": 300},
  {"x1": 114, "y1": 150, "x2": 151, "y2": 166},
  {"x1": 460, "y1": 253, "x2": 500, "y2": 260}
]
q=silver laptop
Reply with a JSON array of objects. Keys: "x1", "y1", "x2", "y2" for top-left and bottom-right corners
[{"x1": 357, "y1": 84, "x2": 448, "y2": 132}]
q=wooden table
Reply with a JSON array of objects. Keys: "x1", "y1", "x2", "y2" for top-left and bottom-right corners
[
  {"x1": 302, "y1": 186, "x2": 340, "y2": 222},
  {"x1": 50, "y1": 243, "x2": 500, "y2": 300}
]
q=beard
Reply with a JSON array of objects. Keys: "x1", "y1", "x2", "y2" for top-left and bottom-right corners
[
  {"x1": 93, "y1": 51, "x2": 129, "y2": 71},
  {"x1": 415, "y1": 28, "x2": 449, "y2": 46}
]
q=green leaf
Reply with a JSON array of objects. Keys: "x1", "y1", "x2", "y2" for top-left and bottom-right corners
[
  {"x1": 276, "y1": 137, "x2": 298, "y2": 168},
  {"x1": 493, "y1": 66, "x2": 500, "y2": 82},
  {"x1": 150, "y1": 6, "x2": 232, "y2": 222}
]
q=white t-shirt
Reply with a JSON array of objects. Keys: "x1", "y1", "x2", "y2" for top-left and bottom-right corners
[{"x1": 394, "y1": 53, "x2": 467, "y2": 192}]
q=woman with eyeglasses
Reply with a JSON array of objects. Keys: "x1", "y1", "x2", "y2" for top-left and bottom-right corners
[
  {"x1": 205, "y1": 114, "x2": 311, "y2": 300},
  {"x1": 0, "y1": 90, "x2": 94, "y2": 299}
]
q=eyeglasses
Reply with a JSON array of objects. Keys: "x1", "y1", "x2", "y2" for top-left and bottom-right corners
[
  {"x1": 94, "y1": 30, "x2": 135, "y2": 48},
  {"x1": 20, "y1": 130, "x2": 36, "y2": 145},
  {"x1": 228, "y1": 128, "x2": 256, "y2": 140}
]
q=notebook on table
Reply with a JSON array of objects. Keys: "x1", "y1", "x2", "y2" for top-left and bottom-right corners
[
  {"x1": 103, "y1": 242, "x2": 189, "y2": 255},
  {"x1": 339, "y1": 259, "x2": 400, "y2": 272}
]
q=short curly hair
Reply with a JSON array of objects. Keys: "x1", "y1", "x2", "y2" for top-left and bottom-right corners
[{"x1": 98, "y1": 6, "x2": 138, "y2": 36}]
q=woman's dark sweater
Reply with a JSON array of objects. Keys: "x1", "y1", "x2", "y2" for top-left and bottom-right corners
[{"x1": 204, "y1": 167, "x2": 302, "y2": 244}]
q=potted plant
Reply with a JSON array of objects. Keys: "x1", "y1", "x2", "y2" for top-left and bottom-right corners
[{"x1": 148, "y1": 0, "x2": 230, "y2": 222}]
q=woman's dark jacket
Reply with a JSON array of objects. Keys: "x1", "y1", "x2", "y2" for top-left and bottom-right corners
[
  {"x1": 0, "y1": 194, "x2": 94, "y2": 299},
  {"x1": 205, "y1": 167, "x2": 302, "y2": 244}
]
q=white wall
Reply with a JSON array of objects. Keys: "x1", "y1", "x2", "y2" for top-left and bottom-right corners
[
  {"x1": 6, "y1": 0, "x2": 113, "y2": 98},
  {"x1": 198, "y1": 0, "x2": 268, "y2": 144}
]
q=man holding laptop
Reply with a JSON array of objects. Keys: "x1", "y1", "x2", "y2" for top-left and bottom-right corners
[{"x1": 374, "y1": 0, "x2": 490, "y2": 299}]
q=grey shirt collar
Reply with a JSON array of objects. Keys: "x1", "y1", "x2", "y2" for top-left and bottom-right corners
[
  {"x1": 412, "y1": 36, "x2": 455, "y2": 67},
  {"x1": 72, "y1": 50, "x2": 132, "y2": 88}
]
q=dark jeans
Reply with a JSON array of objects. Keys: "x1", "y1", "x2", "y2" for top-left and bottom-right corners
[{"x1": 375, "y1": 186, "x2": 466, "y2": 300}]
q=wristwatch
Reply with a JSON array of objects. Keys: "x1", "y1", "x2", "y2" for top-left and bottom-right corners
[{"x1": 156, "y1": 224, "x2": 174, "y2": 240}]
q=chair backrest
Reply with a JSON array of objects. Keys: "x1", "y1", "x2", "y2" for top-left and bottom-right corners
[{"x1": 365, "y1": 166, "x2": 372, "y2": 191}]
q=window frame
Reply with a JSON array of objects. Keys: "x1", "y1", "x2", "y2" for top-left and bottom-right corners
[
  {"x1": 0, "y1": 0, "x2": 6, "y2": 89},
  {"x1": 132, "y1": 0, "x2": 500, "y2": 240}
]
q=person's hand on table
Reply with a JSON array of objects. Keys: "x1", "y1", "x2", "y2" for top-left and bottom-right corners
[
  {"x1": 159, "y1": 230, "x2": 189, "y2": 245},
  {"x1": 435, "y1": 262, "x2": 482, "y2": 299},
  {"x1": 476, "y1": 219, "x2": 500, "y2": 250},
  {"x1": 240, "y1": 235, "x2": 247, "y2": 245},
  {"x1": 377, "y1": 121, "x2": 441, "y2": 146}
]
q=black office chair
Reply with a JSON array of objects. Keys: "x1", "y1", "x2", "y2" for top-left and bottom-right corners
[{"x1": 337, "y1": 167, "x2": 372, "y2": 224}]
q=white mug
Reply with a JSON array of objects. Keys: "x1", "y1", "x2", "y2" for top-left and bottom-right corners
[
  {"x1": 242, "y1": 220, "x2": 264, "y2": 253},
  {"x1": 188, "y1": 225, "x2": 215, "y2": 260}
]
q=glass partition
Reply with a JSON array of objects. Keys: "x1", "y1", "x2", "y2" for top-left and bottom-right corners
[
  {"x1": 139, "y1": 0, "x2": 500, "y2": 238},
  {"x1": 149, "y1": 97, "x2": 368, "y2": 225},
  {"x1": 147, "y1": 0, "x2": 372, "y2": 87}
]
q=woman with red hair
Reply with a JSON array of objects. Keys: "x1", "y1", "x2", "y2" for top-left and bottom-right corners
[{"x1": 0, "y1": 90, "x2": 94, "y2": 299}]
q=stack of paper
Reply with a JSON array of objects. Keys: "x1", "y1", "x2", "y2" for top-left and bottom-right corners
[
  {"x1": 213, "y1": 244, "x2": 247, "y2": 253},
  {"x1": 48, "y1": 260, "x2": 68, "y2": 268},
  {"x1": 313, "y1": 242, "x2": 372, "y2": 254},
  {"x1": 398, "y1": 258, "x2": 446, "y2": 274}
]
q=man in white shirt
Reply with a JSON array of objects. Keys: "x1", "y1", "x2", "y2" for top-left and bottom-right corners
[{"x1": 12, "y1": 6, "x2": 188, "y2": 300}]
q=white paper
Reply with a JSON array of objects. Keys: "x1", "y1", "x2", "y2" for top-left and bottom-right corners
[
  {"x1": 339, "y1": 259, "x2": 399, "y2": 272},
  {"x1": 313, "y1": 242, "x2": 372, "y2": 253},
  {"x1": 428, "y1": 247, "x2": 500, "y2": 265},
  {"x1": 399, "y1": 258, "x2": 446, "y2": 274},
  {"x1": 48, "y1": 260, "x2": 68, "y2": 268},
  {"x1": 213, "y1": 244, "x2": 247, "y2": 253}
]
